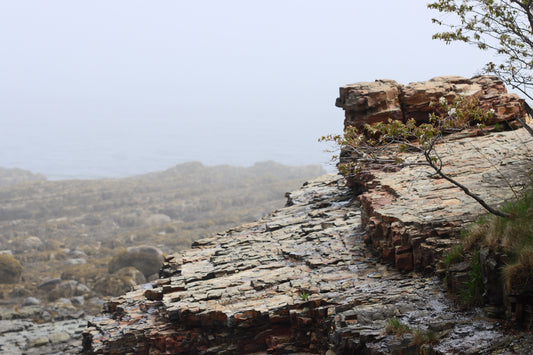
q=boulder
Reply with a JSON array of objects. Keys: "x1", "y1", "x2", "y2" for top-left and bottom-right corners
[
  {"x1": 108, "y1": 245, "x2": 164, "y2": 277},
  {"x1": 23, "y1": 236, "x2": 43, "y2": 250},
  {"x1": 93, "y1": 267, "x2": 146, "y2": 297},
  {"x1": 82, "y1": 174, "x2": 533, "y2": 354},
  {"x1": 146, "y1": 213, "x2": 172, "y2": 226},
  {"x1": 335, "y1": 75, "x2": 532, "y2": 272},
  {"x1": 0, "y1": 254, "x2": 23, "y2": 284}
]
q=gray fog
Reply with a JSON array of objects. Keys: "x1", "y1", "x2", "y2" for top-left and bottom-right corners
[{"x1": 0, "y1": 1, "x2": 490, "y2": 179}]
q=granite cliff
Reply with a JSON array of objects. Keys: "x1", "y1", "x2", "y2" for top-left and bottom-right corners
[{"x1": 82, "y1": 76, "x2": 533, "y2": 354}]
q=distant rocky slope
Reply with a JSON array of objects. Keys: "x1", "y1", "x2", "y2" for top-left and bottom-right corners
[
  {"x1": 82, "y1": 76, "x2": 533, "y2": 354},
  {"x1": 0, "y1": 167, "x2": 46, "y2": 186},
  {"x1": 0, "y1": 161, "x2": 325, "y2": 354}
]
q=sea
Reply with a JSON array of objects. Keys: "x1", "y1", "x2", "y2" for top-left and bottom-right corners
[{"x1": 0, "y1": 116, "x2": 337, "y2": 180}]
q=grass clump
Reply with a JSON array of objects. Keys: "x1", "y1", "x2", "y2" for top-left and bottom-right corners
[
  {"x1": 460, "y1": 250, "x2": 484, "y2": 305},
  {"x1": 412, "y1": 329, "x2": 439, "y2": 346},
  {"x1": 462, "y1": 185, "x2": 533, "y2": 293},
  {"x1": 385, "y1": 317, "x2": 410, "y2": 336},
  {"x1": 443, "y1": 244, "x2": 465, "y2": 268}
]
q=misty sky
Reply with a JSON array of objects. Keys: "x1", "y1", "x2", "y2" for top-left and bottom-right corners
[{"x1": 0, "y1": 1, "x2": 493, "y2": 179}]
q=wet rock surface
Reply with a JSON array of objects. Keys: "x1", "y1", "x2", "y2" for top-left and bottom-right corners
[{"x1": 82, "y1": 175, "x2": 533, "y2": 354}]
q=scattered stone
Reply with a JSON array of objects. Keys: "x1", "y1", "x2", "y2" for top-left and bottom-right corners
[
  {"x1": 38, "y1": 278, "x2": 62, "y2": 292},
  {"x1": 23, "y1": 236, "x2": 44, "y2": 250},
  {"x1": 64, "y1": 258, "x2": 87, "y2": 265},
  {"x1": 9, "y1": 286, "x2": 31, "y2": 298},
  {"x1": 23, "y1": 297, "x2": 41, "y2": 306},
  {"x1": 71, "y1": 296, "x2": 84, "y2": 306}
]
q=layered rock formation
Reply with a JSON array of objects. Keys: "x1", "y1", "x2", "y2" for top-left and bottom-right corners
[
  {"x1": 336, "y1": 75, "x2": 532, "y2": 273},
  {"x1": 82, "y1": 175, "x2": 533, "y2": 354},
  {"x1": 336, "y1": 75, "x2": 525, "y2": 128}
]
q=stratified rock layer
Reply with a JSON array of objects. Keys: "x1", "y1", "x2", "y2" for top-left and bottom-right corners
[
  {"x1": 336, "y1": 75, "x2": 525, "y2": 128},
  {"x1": 82, "y1": 175, "x2": 533, "y2": 354}
]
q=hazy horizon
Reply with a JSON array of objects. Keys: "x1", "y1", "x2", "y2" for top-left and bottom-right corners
[{"x1": 0, "y1": 1, "x2": 495, "y2": 179}]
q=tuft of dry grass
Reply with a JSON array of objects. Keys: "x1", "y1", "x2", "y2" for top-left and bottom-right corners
[
  {"x1": 502, "y1": 247, "x2": 533, "y2": 292},
  {"x1": 411, "y1": 329, "x2": 439, "y2": 346},
  {"x1": 462, "y1": 186, "x2": 533, "y2": 293},
  {"x1": 385, "y1": 317, "x2": 411, "y2": 336}
]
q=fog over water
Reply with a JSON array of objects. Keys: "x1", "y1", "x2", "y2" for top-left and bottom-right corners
[{"x1": 0, "y1": 1, "x2": 492, "y2": 180}]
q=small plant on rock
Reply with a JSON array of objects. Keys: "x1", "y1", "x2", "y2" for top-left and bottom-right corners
[
  {"x1": 299, "y1": 291, "x2": 310, "y2": 301},
  {"x1": 465, "y1": 187, "x2": 533, "y2": 293}
]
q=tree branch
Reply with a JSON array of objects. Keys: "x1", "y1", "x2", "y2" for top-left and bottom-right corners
[{"x1": 423, "y1": 139, "x2": 511, "y2": 218}]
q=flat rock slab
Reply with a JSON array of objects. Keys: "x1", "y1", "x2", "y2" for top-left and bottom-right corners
[
  {"x1": 358, "y1": 128, "x2": 533, "y2": 271},
  {"x1": 82, "y1": 174, "x2": 533, "y2": 354},
  {"x1": 0, "y1": 318, "x2": 87, "y2": 354}
]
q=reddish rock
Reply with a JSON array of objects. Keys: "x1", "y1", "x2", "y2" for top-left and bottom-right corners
[
  {"x1": 395, "y1": 248, "x2": 414, "y2": 271},
  {"x1": 336, "y1": 75, "x2": 525, "y2": 129},
  {"x1": 336, "y1": 79, "x2": 403, "y2": 129}
]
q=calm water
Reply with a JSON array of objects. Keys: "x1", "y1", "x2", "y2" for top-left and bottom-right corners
[{"x1": 1, "y1": 116, "x2": 337, "y2": 180}]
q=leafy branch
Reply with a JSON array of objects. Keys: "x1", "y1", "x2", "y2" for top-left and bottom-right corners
[{"x1": 428, "y1": 0, "x2": 533, "y2": 101}]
